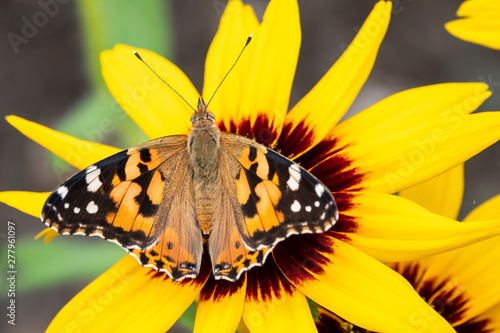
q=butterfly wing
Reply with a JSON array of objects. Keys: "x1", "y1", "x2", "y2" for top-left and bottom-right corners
[
  {"x1": 208, "y1": 175, "x2": 272, "y2": 281},
  {"x1": 42, "y1": 135, "x2": 203, "y2": 280},
  {"x1": 128, "y1": 153, "x2": 203, "y2": 280},
  {"x1": 209, "y1": 132, "x2": 338, "y2": 281}
]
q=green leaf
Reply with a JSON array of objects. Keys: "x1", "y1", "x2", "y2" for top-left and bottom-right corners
[
  {"x1": 177, "y1": 301, "x2": 198, "y2": 331},
  {"x1": 307, "y1": 296, "x2": 319, "y2": 321}
]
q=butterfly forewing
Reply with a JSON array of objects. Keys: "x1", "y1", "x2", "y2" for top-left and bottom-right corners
[
  {"x1": 43, "y1": 152, "x2": 157, "y2": 247},
  {"x1": 42, "y1": 136, "x2": 187, "y2": 249}
]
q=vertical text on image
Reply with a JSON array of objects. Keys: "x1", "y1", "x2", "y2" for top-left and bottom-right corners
[{"x1": 6, "y1": 221, "x2": 17, "y2": 326}]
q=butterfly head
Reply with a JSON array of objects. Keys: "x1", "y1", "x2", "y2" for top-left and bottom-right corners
[{"x1": 191, "y1": 97, "x2": 216, "y2": 130}]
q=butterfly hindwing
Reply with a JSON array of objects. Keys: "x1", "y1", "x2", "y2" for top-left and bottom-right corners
[
  {"x1": 207, "y1": 167, "x2": 272, "y2": 280},
  {"x1": 129, "y1": 152, "x2": 203, "y2": 280},
  {"x1": 208, "y1": 132, "x2": 338, "y2": 280}
]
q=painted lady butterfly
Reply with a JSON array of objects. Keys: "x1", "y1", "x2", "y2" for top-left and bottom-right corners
[{"x1": 41, "y1": 98, "x2": 338, "y2": 282}]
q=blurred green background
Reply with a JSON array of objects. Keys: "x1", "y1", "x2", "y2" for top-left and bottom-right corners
[{"x1": 1, "y1": 0, "x2": 500, "y2": 332}]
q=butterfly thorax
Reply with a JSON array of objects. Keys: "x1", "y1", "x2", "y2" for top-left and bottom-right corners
[{"x1": 188, "y1": 101, "x2": 222, "y2": 235}]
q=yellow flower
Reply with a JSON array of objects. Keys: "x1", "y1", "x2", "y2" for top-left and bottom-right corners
[
  {"x1": 315, "y1": 195, "x2": 500, "y2": 332},
  {"x1": 2, "y1": 0, "x2": 500, "y2": 332},
  {"x1": 446, "y1": 0, "x2": 500, "y2": 49}
]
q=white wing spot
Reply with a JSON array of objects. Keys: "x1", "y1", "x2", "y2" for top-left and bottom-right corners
[
  {"x1": 315, "y1": 183, "x2": 325, "y2": 197},
  {"x1": 287, "y1": 164, "x2": 301, "y2": 191},
  {"x1": 86, "y1": 168, "x2": 100, "y2": 183},
  {"x1": 314, "y1": 201, "x2": 320, "y2": 207},
  {"x1": 291, "y1": 200, "x2": 301, "y2": 213},
  {"x1": 74, "y1": 207, "x2": 80, "y2": 214},
  {"x1": 305, "y1": 205, "x2": 312, "y2": 212},
  {"x1": 86, "y1": 165, "x2": 97, "y2": 174},
  {"x1": 87, "y1": 178, "x2": 103, "y2": 193},
  {"x1": 86, "y1": 201, "x2": 98, "y2": 214},
  {"x1": 86, "y1": 169, "x2": 102, "y2": 193},
  {"x1": 56, "y1": 186, "x2": 68, "y2": 199},
  {"x1": 320, "y1": 212, "x2": 326, "y2": 220},
  {"x1": 64, "y1": 203, "x2": 69, "y2": 209}
]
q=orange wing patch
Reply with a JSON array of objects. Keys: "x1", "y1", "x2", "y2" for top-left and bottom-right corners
[
  {"x1": 123, "y1": 148, "x2": 163, "y2": 180},
  {"x1": 239, "y1": 146, "x2": 270, "y2": 180},
  {"x1": 236, "y1": 169, "x2": 252, "y2": 205}
]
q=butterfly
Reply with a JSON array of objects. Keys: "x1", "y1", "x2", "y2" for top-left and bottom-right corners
[{"x1": 41, "y1": 98, "x2": 339, "y2": 281}]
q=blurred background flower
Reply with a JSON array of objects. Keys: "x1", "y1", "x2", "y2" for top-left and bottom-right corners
[
  {"x1": 446, "y1": 0, "x2": 500, "y2": 50},
  {"x1": 1, "y1": 1, "x2": 500, "y2": 332}
]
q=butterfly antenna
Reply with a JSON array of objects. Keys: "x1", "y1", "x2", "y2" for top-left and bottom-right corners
[
  {"x1": 132, "y1": 50, "x2": 196, "y2": 112},
  {"x1": 204, "y1": 34, "x2": 253, "y2": 111}
]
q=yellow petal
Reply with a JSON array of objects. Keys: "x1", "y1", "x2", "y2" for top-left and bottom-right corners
[
  {"x1": 239, "y1": 0, "x2": 300, "y2": 145},
  {"x1": 275, "y1": 240, "x2": 454, "y2": 333},
  {"x1": 242, "y1": 280, "x2": 316, "y2": 333},
  {"x1": 194, "y1": 276, "x2": 246, "y2": 333},
  {"x1": 205, "y1": 0, "x2": 300, "y2": 146},
  {"x1": 279, "y1": 0, "x2": 392, "y2": 158},
  {"x1": 0, "y1": 191, "x2": 49, "y2": 218},
  {"x1": 330, "y1": 83, "x2": 496, "y2": 193},
  {"x1": 399, "y1": 164, "x2": 464, "y2": 219},
  {"x1": 203, "y1": 0, "x2": 258, "y2": 125},
  {"x1": 446, "y1": 18, "x2": 500, "y2": 50},
  {"x1": 34, "y1": 228, "x2": 60, "y2": 244},
  {"x1": 341, "y1": 191, "x2": 500, "y2": 262},
  {"x1": 6, "y1": 115, "x2": 120, "y2": 170},
  {"x1": 101, "y1": 44, "x2": 199, "y2": 139},
  {"x1": 446, "y1": 0, "x2": 500, "y2": 50},
  {"x1": 456, "y1": 0, "x2": 500, "y2": 16},
  {"x1": 47, "y1": 255, "x2": 207, "y2": 333}
]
